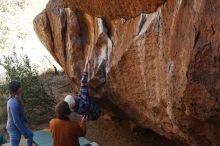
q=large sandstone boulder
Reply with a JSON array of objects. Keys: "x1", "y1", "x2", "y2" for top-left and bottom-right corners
[{"x1": 33, "y1": 0, "x2": 220, "y2": 145}]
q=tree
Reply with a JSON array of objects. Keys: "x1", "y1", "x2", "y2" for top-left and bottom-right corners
[
  {"x1": 0, "y1": 0, "x2": 29, "y2": 50},
  {"x1": 0, "y1": 50, "x2": 55, "y2": 124},
  {"x1": 44, "y1": 55, "x2": 59, "y2": 75}
]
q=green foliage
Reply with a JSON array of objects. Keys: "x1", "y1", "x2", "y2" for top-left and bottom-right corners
[
  {"x1": 0, "y1": 0, "x2": 29, "y2": 51},
  {"x1": 0, "y1": 0, "x2": 28, "y2": 13},
  {"x1": 0, "y1": 20, "x2": 10, "y2": 50},
  {"x1": 0, "y1": 95, "x2": 7, "y2": 123},
  {"x1": 0, "y1": 50, "x2": 55, "y2": 124}
]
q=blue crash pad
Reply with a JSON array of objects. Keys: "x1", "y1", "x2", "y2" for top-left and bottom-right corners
[{"x1": 33, "y1": 130, "x2": 91, "y2": 146}]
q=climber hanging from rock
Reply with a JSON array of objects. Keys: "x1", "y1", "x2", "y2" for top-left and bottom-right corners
[{"x1": 64, "y1": 56, "x2": 102, "y2": 120}]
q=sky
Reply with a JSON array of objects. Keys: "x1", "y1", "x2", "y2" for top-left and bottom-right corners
[{"x1": 0, "y1": 0, "x2": 62, "y2": 76}]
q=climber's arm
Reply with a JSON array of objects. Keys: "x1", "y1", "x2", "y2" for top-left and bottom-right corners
[{"x1": 79, "y1": 57, "x2": 90, "y2": 97}]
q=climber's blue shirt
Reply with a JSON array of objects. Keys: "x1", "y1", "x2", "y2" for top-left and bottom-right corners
[
  {"x1": 74, "y1": 72, "x2": 101, "y2": 120},
  {"x1": 6, "y1": 96, "x2": 32, "y2": 138}
]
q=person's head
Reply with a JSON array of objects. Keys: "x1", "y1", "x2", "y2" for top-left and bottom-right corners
[
  {"x1": 9, "y1": 80, "x2": 22, "y2": 96},
  {"x1": 55, "y1": 101, "x2": 71, "y2": 120},
  {"x1": 64, "y1": 94, "x2": 76, "y2": 109}
]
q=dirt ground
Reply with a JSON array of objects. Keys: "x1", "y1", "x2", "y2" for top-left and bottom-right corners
[{"x1": 70, "y1": 113, "x2": 188, "y2": 146}]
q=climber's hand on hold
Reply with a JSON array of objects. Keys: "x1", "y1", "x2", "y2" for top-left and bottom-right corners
[
  {"x1": 80, "y1": 115, "x2": 88, "y2": 123},
  {"x1": 82, "y1": 115, "x2": 88, "y2": 122}
]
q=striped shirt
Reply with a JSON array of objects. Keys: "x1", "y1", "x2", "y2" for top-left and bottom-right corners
[{"x1": 74, "y1": 72, "x2": 101, "y2": 120}]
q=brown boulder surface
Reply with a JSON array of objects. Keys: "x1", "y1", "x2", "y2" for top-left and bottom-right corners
[{"x1": 33, "y1": 0, "x2": 220, "y2": 145}]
